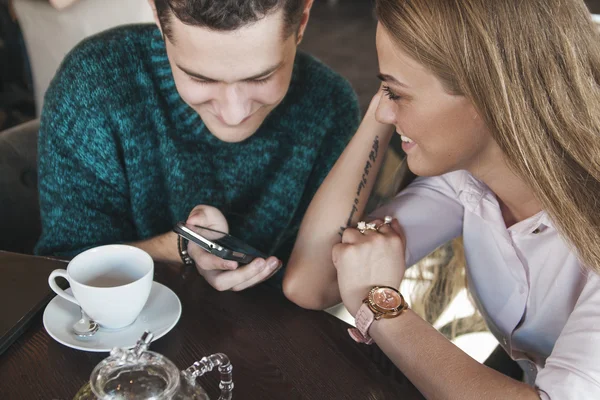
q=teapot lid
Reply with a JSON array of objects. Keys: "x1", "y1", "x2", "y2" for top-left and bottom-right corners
[{"x1": 89, "y1": 332, "x2": 181, "y2": 399}]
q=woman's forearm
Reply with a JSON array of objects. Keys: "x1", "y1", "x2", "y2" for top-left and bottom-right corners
[
  {"x1": 283, "y1": 111, "x2": 395, "y2": 309},
  {"x1": 371, "y1": 311, "x2": 540, "y2": 400}
]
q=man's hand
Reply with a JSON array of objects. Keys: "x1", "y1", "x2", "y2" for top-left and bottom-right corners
[{"x1": 186, "y1": 205, "x2": 282, "y2": 291}]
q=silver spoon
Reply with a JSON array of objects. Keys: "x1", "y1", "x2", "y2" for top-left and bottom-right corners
[{"x1": 73, "y1": 308, "x2": 99, "y2": 338}]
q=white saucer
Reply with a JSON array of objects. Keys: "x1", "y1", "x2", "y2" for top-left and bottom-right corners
[{"x1": 43, "y1": 281, "x2": 181, "y2": 352}]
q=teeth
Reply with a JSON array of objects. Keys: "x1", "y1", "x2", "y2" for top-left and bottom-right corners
[{"x1": 400, "y1": 135, "x2": 414, "y2": 143}]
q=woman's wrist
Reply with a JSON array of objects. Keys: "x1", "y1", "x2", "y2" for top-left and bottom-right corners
[
  {"x1": 369, "y1": 308, "x2": 416, "y2": 338},
  {"x1": 346, "y1": 282, "x2": 406, "y2": 318},
  {"x1": 359, "y1": 111, "x2": 395, "y2": 139},
  {"x1": 346, "y1": 293, "x2": 368, "y2": 318}
]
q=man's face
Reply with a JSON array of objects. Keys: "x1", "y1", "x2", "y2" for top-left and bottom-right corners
[{"x1": 162, "y1": 9, "x2": 299, "y2": 143}]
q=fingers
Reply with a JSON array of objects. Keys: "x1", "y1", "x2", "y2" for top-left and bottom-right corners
[
  {"x1": 204, "y1": 257, "x2": 281, "y2": 292},
  {"x1": 332, "y1": 242, "x2": 349, "y2": 268},
  {"x1": 373, "y1": 218, "x2": 406, "y2": 256},
  {"x1": 338, "y1": 217, "x2": 404, "y2": 256},
  {"x1": 376, "y1": 218, "x2": 404, "y2": 240},
  {"x1": 334, "y1": 217, "x2": 406, "y2": 277},
  {"x1": 186, "y1": 205, "x2": 229, "y2": 232},
  {"x1": 389, "y1": 218, "x2": 405, "y2": 238},
  {"x1": 189, "y1": 243, "x2": 238, "y2": 271},
  {"x1": 367, "y1": 86, "x2": 384, "y2": 115},
  {"x1": 230, "y1": 257, "x2": 282, "y2": 292},
  {"x1": 341, "y1": 227, "x2": 364, "y2": 244},
  {"x1": 343, "y1": 219, "x2": 386, "y2": 242},
  {"x1": 187, "y1": 205, "x2": 207, "y2": 220},
  {"x1": 375, "y1": 219, "x2": 392, "y2": 234},
  {"x1": 186, "y1": 206, "x2": 208, "y2": 226}
]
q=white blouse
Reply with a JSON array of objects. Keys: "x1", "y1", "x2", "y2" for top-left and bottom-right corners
[{"x1": 371, "y1": 170, "x2": 600, "y2": 399}]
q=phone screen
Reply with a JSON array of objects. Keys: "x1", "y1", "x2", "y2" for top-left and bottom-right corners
[{"x1": 184, "y1": 224, "x2": 267, "y2": 259}]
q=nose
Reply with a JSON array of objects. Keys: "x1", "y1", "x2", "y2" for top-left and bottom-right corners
[
  {"x1": 218, "y1": 85, "x2": 251, "y2": 126},
  {"x1": 375, "y1": 95, "x2": 396, "y2": 126}
]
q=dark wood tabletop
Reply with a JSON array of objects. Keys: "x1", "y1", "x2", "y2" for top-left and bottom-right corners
[{"x1": 0, "y1": 251, "x2": 423, "y2": 400}]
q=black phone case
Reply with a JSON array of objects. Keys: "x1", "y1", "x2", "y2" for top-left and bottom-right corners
[{"x1": 173, "y1": 224, "x2": 263, "y2": 264}]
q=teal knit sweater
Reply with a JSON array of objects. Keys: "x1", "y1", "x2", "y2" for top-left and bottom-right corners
[{"x1": 35, "y1": 25, "x2": 360, "y2": 281}]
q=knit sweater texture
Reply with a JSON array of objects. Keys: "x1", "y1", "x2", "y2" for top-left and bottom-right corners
[{"x1": 35, "y1": 24, "x2": 360, "y2": 284}]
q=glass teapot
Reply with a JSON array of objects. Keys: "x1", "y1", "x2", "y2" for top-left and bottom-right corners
[{"x1": 73, "y1": 332, "x2": 233, "y2": 400}]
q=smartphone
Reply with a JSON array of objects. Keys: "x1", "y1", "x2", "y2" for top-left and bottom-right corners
[{"x1": 173, "y1": 222, "x2": 267, "y2": 264}]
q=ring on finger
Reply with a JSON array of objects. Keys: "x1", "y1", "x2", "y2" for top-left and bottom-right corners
[
  {"x1": 366, "y1": 222, "x2": 377, "y2": 231},
  {"x1": 357, "y1": 221, "x2": 367, "y2": 234},
  {"x1": 357, "y1": 221, "x2": 378, "y2": 234},
  {"x1": 376, "y1": 216, "x2": 393, "y2": 231}
]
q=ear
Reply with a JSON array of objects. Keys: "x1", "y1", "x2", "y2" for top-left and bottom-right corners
[
  {"x1": 147, "y1": 0, "x2": 163, "y2": 35},
  {"x1": 296, "y1": 0, "x2": 314, "y2": 45}
]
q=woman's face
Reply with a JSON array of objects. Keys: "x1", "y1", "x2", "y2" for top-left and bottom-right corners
[{"x1": 374, "y1": 23, "x2": 500, "y2": 177}]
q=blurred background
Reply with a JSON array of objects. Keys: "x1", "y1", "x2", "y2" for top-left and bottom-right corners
[{"x1": 2, "y1": 0, "x2": 600, "y2": 128}]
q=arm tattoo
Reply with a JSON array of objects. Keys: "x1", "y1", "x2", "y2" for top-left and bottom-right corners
[{"x1": 338, "y1": 136, "x2": 381, "y2": 237}]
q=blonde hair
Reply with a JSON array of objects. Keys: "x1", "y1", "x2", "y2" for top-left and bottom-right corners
[{"x1": 376, "y1": 0, "x2": 600, "y2": 277}]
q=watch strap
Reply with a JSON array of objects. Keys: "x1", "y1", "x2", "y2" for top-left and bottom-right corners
[{"x1": 348, "y1": 303, "x2": 375, "y2": 345}]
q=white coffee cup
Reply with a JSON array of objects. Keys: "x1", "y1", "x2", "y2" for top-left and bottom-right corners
[{"x1": 48, "y1": 245, "x2": 154, "y2": 329}]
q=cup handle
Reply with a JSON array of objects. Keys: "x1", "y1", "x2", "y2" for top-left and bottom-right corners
[{"x1": 48, "y1": 269, "x2": 79, "y2": 306}]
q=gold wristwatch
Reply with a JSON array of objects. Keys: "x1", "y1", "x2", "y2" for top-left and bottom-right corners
[{"x1": 348, "y1": 286, "x2": 408, "y2": 344}]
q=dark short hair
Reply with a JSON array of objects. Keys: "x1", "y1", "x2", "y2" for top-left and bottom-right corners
[{"x1": 155, "y1": 0, "x2": 305, "y2": 39}]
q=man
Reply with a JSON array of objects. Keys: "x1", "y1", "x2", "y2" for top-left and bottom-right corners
[{"x1": 35, "y1": 0, "x2": 360, "y2": 291}]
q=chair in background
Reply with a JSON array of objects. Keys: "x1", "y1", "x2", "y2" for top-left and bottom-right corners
[
  {"x1": 0, "y1": 118, "x2": 40, "y2": 254},
  {"x1": 12, "y1": 0, "x2": 153, "y2": 116}
]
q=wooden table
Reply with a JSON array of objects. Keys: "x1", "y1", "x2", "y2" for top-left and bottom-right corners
[{"x1": 0, "y1": 252, "x2": 424, "y2": 400}]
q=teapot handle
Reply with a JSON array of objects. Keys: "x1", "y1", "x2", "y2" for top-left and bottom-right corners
[{"x1": 183, "y1": 353, "x2": 233, "y2": 400}]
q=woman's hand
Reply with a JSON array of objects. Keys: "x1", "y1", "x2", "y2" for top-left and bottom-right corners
[
  {"x1": 366, "y1": 86, "x2": 385, "y2": 118},
  {"x1": 332, "y1": 218, "x2": 407, "y2": 316}
]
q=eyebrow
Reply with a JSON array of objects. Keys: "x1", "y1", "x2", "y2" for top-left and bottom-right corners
[
  {"x1": 377, "y1": 73, "x2": 410, "y2": 88},
  {"x1": 177, "y1": 62, "x2": 283, "y2": 83}
]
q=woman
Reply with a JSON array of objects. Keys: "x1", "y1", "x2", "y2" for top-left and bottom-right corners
[{"x1": 282, "y1": 0, "x2": 600, "y2": 398}]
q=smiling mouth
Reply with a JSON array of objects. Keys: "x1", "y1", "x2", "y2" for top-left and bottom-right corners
[{"x1": 400, "y1": 135, "x2": 414, "y2": 143}]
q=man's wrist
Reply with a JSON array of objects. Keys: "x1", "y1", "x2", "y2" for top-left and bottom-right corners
[
  {"x1": 162, "y1": 231, "x2": 184, "y2": 264},
  {"x1": 127, "y1": 231, "x2": 183, "y2": 265},
  {"x1": 177, "y1": 235, "x2": 195, "y2": 266}
]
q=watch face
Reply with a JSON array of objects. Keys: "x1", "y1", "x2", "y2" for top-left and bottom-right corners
[{"x1": 372, "y1": 288, "x2": 402, "y2": 311}]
